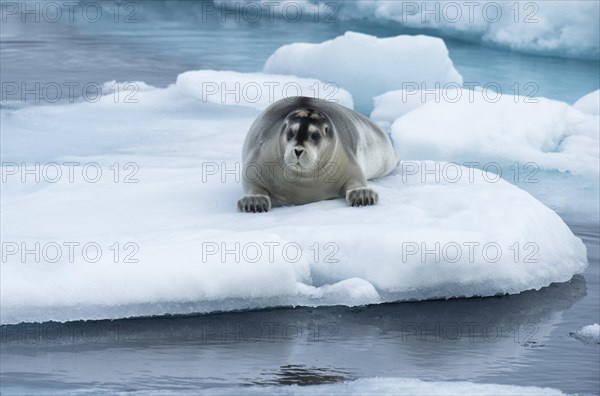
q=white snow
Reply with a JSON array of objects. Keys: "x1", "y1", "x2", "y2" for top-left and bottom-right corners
[
  {"x1": 574, "y1": 90, "x2": 600, "y2": 115},
  {"x1": 0, "y1": 71, "x2": 588, "y2": 324},
  {"x1": 263, "y1": 31, "x2": 463, "y2": 112},
  {"x1": 222, "y1": 0, "x2": 600, "y2": 59},
  {"x1": 573, "y1": 323, "x2": 600, "y2": 344},
  {"x1": 372, "y1": 87, "x2": 600, "y2": 217},
  {"x1": 208, "y1": 377, "x2": 565, "y2": 395}
]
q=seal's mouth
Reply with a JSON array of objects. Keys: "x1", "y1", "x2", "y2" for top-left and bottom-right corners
[
  {"x1": 284, "y1": 153, "x2": 302, "y2": 167},
  {"x1": 284, "y1": 159, "x2": 309, "y2": 172}
]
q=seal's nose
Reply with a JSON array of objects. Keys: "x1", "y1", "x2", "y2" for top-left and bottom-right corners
[{"x1": 294, "y1": 148, "x2": 303, "y2": 158}]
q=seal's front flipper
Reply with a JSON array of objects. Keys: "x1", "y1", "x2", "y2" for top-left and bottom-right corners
[
  {"x1": 237, "y1": 194, "x2": 272, "y2": 213},
  {"x1": 345, "y1": 187, "x2": 378, "y2": 207}
]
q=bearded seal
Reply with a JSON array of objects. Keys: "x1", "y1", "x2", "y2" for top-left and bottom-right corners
[{"x1": 237, "y1": 96, "x2": 398, "y2": 212}]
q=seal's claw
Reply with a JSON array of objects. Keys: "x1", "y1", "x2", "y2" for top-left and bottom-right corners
[
  {"x1": 238, "y1": 195, "x2": 271, "y2": 213},
  {"x1": 346, "y1": 187, "x2": 378, "y2": 207}
]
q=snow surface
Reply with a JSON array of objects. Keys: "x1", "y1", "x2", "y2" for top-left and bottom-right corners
[
  {"x1": 218, "y1": 0, "x2": 600, "y2": 60},
  {"x1": 0, "y1": 71, "x2": 588, "y2": 324},
  {"x1": 372, "y1": 87, "x2": 600, "y2": 218},
  {"x1": 207, "y1": 377, "x2": 564, "y2": 396},
  {"x1": 263, "y1": 31, "x2": 463, "y2": 112},
  {"x1": 573, "y1": 323, "x2": 600, "y2": 344},
  {"x1": 574, "y1": 90, "x2": 600, "y2": 116}
]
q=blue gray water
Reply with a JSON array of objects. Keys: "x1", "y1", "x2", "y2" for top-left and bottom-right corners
[{"x1": 1, "y1": 2, "x2": 599, "y2": 395}]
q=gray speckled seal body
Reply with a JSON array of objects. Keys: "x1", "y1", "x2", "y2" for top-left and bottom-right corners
[{"x1": 238, "y1": 96, "x2": 398, "y2": 212}]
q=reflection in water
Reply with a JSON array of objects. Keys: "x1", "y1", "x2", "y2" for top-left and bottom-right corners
[{"x1": 249, "y1": 364, "x2": 353, "y2": 386}]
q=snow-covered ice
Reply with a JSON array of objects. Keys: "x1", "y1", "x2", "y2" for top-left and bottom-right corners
[
  {"x1": 372, "y1": 87, "x2": 600, "y2": 217},
  {"x1": 0, "y1": 70, "x2": 588, "y2": 324},
  {"x1": 264, "y1": 31, "x2": 463, "y2": 112}
]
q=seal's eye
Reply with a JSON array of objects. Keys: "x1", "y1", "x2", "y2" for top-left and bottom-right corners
[
  {"x1": 324, "y1": 126, "x2": 329, "y2": 135},
  {"x1": 286, "y1": 130, "x2": 294, "y2": 140},
  {"x1": 311, "y1": 132, "x2": 321, "y2": 142}
]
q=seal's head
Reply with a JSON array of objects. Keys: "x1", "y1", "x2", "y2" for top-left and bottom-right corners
[{"x1": 280, "y1": 108, "x2": 334, "y2": 171}]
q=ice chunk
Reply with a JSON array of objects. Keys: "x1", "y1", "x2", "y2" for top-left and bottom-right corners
[
  {"x1": 0, "y1": 72, "x2": 588, "y2": 324},
  {"x1": 572, "y1": 323, "x2": 600, "y2": 344},
  {"x1": 385, "y1": 89, "x2": 599, "y2": 177},
  {"x1": 1, "y1": 161, "x2": 587, "y2": 323},
  {"x1": 263, "y1": 31, "x2": 463, "y2": 112},
  {"x1": 373, "y1": 88, "x2": 600, "y2": 217}
]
